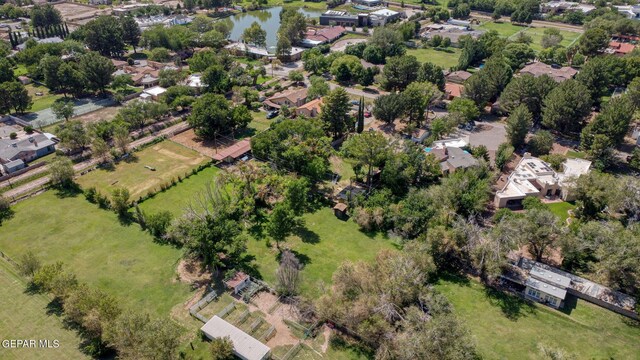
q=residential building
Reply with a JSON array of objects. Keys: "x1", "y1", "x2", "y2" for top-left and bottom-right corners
[
  {"x1": 444, "y1": 82, "x2": 464, "y2": 99},
  {"x1": 525, "y1": 266, "x2": 571, "y2": 308},
  {"x1": 16, "y1": 36, "x2": 63, "y2": 51},
  {"x1": 445, "y1": 70, "x2": 472, "y2": 84},
  {"x1": 353, "y1": 0, "x2": 381, "y2": 6},
  {"x1": 494, "y1": 153, "x2": 591, "y2": 208},
  {"x1": 319, "y1": 10, "x2": 367, "y2": 27},
  {"x1": 411, "y1": 128, "x2": 429, "y2": 143},
  {"x1": 264, "y1": 88, "x2": 309, "y2": 109},
  {"x1": 301, "y1": 26, "x2": 346, "y2": 47},
  {"x1": 213, "y1": 139, "x2": 252, "y2": 163},
  {"x1": 89, "y1": 0, "x2": 112, "y2": 5},
  {"x1": 614, "y1": 5, "x2": 640, "y2": 19},
  {"x1": 296, "y1": 98, "x2": 323, "y2": 118},
  {"x1": 201, "y1": 316, "x2": 271, "y2": 360},
  {"x1": 427, "y1": 146, "x2": 479, "y2": 174},
  {"x1": 540, "y1": 1, "x2": 596, "y2": 14},
  {"x1": 0, "y1": 133, "x2": 56, "y2": 174},
  {"x1": 224, "y1": 42, "x2": 305, "y2": 61},
  {"x1": 141, "y1": 86, "x2": 167, "y2": 101},
  {"x1": 421, "y1": 24, "x2": 485, "y2": 45},
  {"x1": 186, "y1": 73, "x2": 203, "y2": 91},
  {"x1": 369, "y1": 8, "x2": 403, "y2": 26},
  {"x1": 519, "y1": 62, "x2": 578, "y2": 82},
  {"x1": 606, "y1": 41, "x2": 636, "y2": 56}
]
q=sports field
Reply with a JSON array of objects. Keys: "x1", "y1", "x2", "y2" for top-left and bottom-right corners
[
  {"x1": 0, "y1": 191, "x2": 192, "y2": 316},
  {"x1": 0, "y1": 259, "x2": 88, "y2": 360},
  {"x1": 476, "y1": 22, "x2": 582, "y2": 52},
  {"x1": 77, "y1": 140, "x2": 210, "y2": 200}
]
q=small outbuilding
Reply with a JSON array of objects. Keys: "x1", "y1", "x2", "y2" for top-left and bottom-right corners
[
  {"x1": 333, "y1": 202, "x2": 348, "y2": 220},
  {"x1": 224, "y1": 271, "x2": 250, "y2": 295},
  {"x1": 201, "y1": 316, "x2": 271, "y2": 360}
]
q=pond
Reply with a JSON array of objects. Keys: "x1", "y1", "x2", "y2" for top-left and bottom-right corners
[{"x1": 228, "y1": 6, "x2": 324, "y2": 50}]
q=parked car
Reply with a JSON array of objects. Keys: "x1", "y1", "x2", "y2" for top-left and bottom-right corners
[
  {"x1": 362, "y1": 88, "x2": 379, "y2": 94},
  {"x1": 266, "y1": 110, "x2": 279, "y2": 119},
  {"x1": 364, "y1": 111, "x2": 371, "y2": 118},
  {"x1": 350, "y1": 100, "x2": 361, "y2": 106}
]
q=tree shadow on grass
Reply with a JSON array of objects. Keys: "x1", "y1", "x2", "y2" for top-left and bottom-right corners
[
  {"x1": 329, "y1": 334, "x2": 375, "y2": 359},
  {"x1": 122, "y1": 153, "x2": 139, "y2": 164},
  {"x1": 276, "y1": 249, "x2": 311, "y2": 268},
  {"x1": 433, "y1": 272, "x2": 471, "y2": 287},
  {"x1": 294, "y1": 224, "x2": 320, "y2": 244},
  {"x1": 483, "y1": 286, "x2": 536, "y2": 321},
  {"x1": 45, "y1": 298, "x2": 64, "y2": 317},
  {"x1": 54, "y1": 182, "x2": 82, "y2": 198}
]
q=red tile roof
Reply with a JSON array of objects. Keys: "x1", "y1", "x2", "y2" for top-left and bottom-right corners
[
  {"x1": 609, "y1": 41, "x2": 636, "y2": 55},
  {"x1": 305, "y1": 26, "x2": 346, "y2": 43},
  {"x1": 212, "y1": 139, "x2": 251, "y2": 161},
  {"x1": 445, "y1": 82, "x2": 464, "y2": 98}
]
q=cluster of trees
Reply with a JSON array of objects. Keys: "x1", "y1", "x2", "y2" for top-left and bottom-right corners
[
  {"x1": 188, "y1": 93, "x2": 251, "y2": 139},
  {"x1": 373, "y1": 80, "x2": 441, "y2": 126},
  {"x1": 39, "y1": 52, "x2": 115, "y2": 97},
  {"x1": 276, "y1": 8, "x2": 308, "y2": 59},
  {"x1": 19, "y1": 255, "x2": 182, "y2": 358},
  {"x1": 71, "y1": 15, "x2": 141, "y2": 57},
  {"x1": 318, "y1": 248, "x2": 478, "y2": 359}
]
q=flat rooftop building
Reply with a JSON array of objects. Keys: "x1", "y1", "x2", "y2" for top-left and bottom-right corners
[{"x1": 201, "y1": 316, "x2": 271, "y2": 360}]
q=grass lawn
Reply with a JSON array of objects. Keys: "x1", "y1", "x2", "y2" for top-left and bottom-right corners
[
  {"x1": 77, "y1": 140, "x2": 210, "y2": 200},
  {"x1": 256, "y1": 75, "x2": 272, "y2": 85},
  {"x1": 475, "y1": 21, "x2": 582, "y2": 52},
  {"x1": 248, "y1": 110, "x2": 272, "y2": 132},
  {"x1": 406, "y1": 47, "x2": 462, "y2": 69},
  {"x1": 13, "y1": 64, "x2": 28, "y2": 77},
  {"x1": 247, "y1": 208, "x2": 399, "y2": 297},
  {"x1": 566, "y1": 150, "x2": 587, "y2": 159},
  {"x1": 0, "y1": 191, "x2": 192, "y2": 316},
  {"x1": 477, "y1": 21, "x2": 525, "y2": 38},
  {"x1": 138, "y1": 166, "x2": 220, "y2": 216},
  {"x1": 26, "y1": 84, "x2": 63, "y2": 112},
  {"x1": 0, "y1": 259, "x2": 88, "y2": 360},
  {"x1": 546, "y1": 201, "x2": 575, "y2": 222},
  {"x1": 434, "y1": 275, "x2": 640, "y2": 359}
]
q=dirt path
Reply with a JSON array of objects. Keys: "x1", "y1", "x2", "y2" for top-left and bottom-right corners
[{"x1": 4, "y1": 121, "x2": 190, "y2": 202}]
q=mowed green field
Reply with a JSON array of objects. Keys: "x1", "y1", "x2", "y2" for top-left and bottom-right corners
[
  {"x1": 434, "y1": 276, "x2": 640, "y2": 359},
  {"x1": 77, "y1": 140, "x2": 210, "y2": 200},
  {"x1": 406, "y1": 47, "x2": 462, "y2": 69},
  {"x1": 546, "y1": 201, "x2": 575, "y2": 222},
  {"x1": 247, "y1": 208, "x2": 398, "y2": 297},
  {"x1": 0, "y1": 259, "x2": 88, "y2": 360},
  {"x1": 0, "y1": 191, "x2": 192, "y2": 316},
  {"x1": 476, "y1": 22, "x2": 582, "y2": 52}
]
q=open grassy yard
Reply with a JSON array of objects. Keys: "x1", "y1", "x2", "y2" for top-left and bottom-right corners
[
  {"x1": 26, "y1": 84, "x2": 63, "y2": 112},
  {"x1": 0, "y1": 191, "x2": 192, "y2": 316},
  {"x1": 406, "y1": 47, "x2": 462, "y2": 69},
  {"x1": 248, "y1": 110, "x2": 272, "y2": 133},
  {"x1": 475, "y1": 21, "x2": 581, "y2": 52},
  {"x1": 434, "y1": 275, "x2": 640, "y2": 359},
  {"x1": 77, "y1": 140, "x2": 209, "y2": 200},
  {"x1": 546, "y1": 201, "x2": 575, "y2": 222},
  {"x1": 0, "y1": 259, "x2": 88, "y2": 360},
  {"x1": 247, "y1": 208, "x2": 399, "y2": 297},
  {"x1": 138, "y1": 166, "x2": 220, "y2": 216}
]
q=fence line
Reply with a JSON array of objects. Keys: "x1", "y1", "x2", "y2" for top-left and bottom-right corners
[
  {"x1": 188, "y1": 289, "x2": 218, "y2": 324},
  {"x1": 216, "y1": 302, "x2": 236, "y2": 318}
]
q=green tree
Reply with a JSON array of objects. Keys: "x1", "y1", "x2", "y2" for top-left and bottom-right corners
[
  {"x1": 32, "y1": 262, "x2": 78, "y2": 299},
  {"x1": 288, "y1": 70, "x2": 304, "y2": 84},
  {"x1": 307, "y1": 75, "x2": 329, "y2": 99},
  {"x1": 502, "y1": 43, "x2": 535, "y2": 70},
  {"x1": 121, "y1": 15, "x2": 141, "y2": 53},
  {"x1": 242, "y1": 21, "x2": 267, "y2": 48},
  {"x1": 373, "y1": 93, "x2": 405, "y2": 125},
  {"x1": 203, "y1": 65, "x2": 231, "y2": 94},
  {"x1": 0, "y1": 81, "x2": 32, "y2": 114},
  {"x1": 189, "y1": 94, "x2": 250, "y2": 139},
  {"x1": 585, "y1": 134, "x2": 616, "y2": 170},
  {"x1": 0, "y1": 58, "x2": 14, "y2": 83},
  {"x1": 448, "y1": 97, "x2": 480, "y2": 123},
  {"x1": 79, "y1": 52, "x2": 115, "y2": 93},
  {"x1": 402, "y1": 81, "x2": 440, "y2": 125},
  {"x1": 381, "y1": 55, "x2": 419, "y2": 91},
  {"x1": 266, "y1": 203, "x2": 297, "y2": 250},
  {"x1": 0, "y1": 195, "x2": 13, "y2": 225},
  {"x1": 49, "y1": 156, "x2": 75, "y2": 188},
  {"x1": 91, "y1": 137, "x2": 112, "y2": 164},
  {"x1": 506, "y1": 105, "x2": 533, "y2": 148},
  {"x1": 542, "y1": 80, "x2": 592, "y2": 134},
  {"x1": 111, "y1": 187, "x2": 130, "y2": 217},
  {"x1": 495, "y1": 142, "x2": 515, "y2": 171},
  {"x1": 320, "y1": 87, "x2": 351, "y2": 138},
  {"x1": 210, "y1": 337, "x2": 234, "y2": 360},
  {"x1": 57, "y1": 120, "x2": 90, "y2": 152},
  {"x1": 528, "y1": 130, "x2": 554, "y2": 156},
  {"x1": 499, "y1": 74, "x2": 556, "y2": 117},
  {"x1": 417, "y1": 62, "x2": 445, "y2": 91},
  {"x1": 580, "y1": 96, "x2": 634, "y2": 150},
  {"x1": 541, "y1": 28, "x2": 564, "y2": 49},
  {"x1": 370, "y1": 27, "x2": 405, "y2": 58},
  {"x1": 17, "y1": 251, "x2": 41, "y2": 278},
  {"x1": 30, "y1": 4, "x2": 62, "y2": 28},
  {"x1": 330, "y1": 55, "x2": 364, "y2": 83},
  {"x1": 342, "y1": 131, "x2": 392, "y2": 186},
  {"x1": 83, "y1": 16, "x2": 125, "y2": 57},
  {"x1": 579, "y1": 27, "x2": 609, "y2": 57}
]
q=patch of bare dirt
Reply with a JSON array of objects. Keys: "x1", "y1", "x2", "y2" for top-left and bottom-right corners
[
  {"x1": 176, "y1": 258, "x2": 212, "y2": 287},
  {"x1": 171, "y1": 128, "x2": 238, "y2": 158},
  {"x1": 71, "y1": 106, "x2": 121, "y2": 125},
  {"x1": 247, "y1": 292, "x2": 300, "y2": 348}
]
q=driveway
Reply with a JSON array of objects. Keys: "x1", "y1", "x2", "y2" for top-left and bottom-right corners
[{"x1": 331, "y1": 38, "x2": 368, "y2": 53}]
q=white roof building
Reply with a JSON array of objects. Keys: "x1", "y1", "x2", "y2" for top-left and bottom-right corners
[
  {"x1": 201, "y1": 316, "x2": 271, "y2": 360},
  {"x1": 494, "y1": 153, "x2": 591, "y2": 208}
]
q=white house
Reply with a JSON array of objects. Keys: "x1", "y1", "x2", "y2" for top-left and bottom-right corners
[
  {"x1": 524, "y1": 266, "x2": 571, "y2": 308},
  {"x1": 201, "y1": 316, "x2": 271, "y2": 360},
  {"x1": 369, "y1": 9, "x2": 403, "y2": 26}
]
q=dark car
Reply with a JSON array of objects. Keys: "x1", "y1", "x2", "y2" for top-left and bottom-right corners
[
  {"x1": 350, "y1": 100, "x2": 361, "y2": 106},
  {"x1": 266, "y1": 110, "x2": 279, "y2": 119},
  {"x1": 362, "y1": 88, "x2": 379, "y2": 94}
]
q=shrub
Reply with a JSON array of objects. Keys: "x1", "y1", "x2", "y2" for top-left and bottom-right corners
[
  {"x1": 146, "y1": 211, "x2": 173, "y2": 239},
  {"x1": 96, "y1": 192, "x2": 110, "y2": 209},
  {"x1": 84, "y1": 187, "x2": 98, "y2": 203},
  {"x1": 9, "y1": 132, "x2": 17, "y2": 139},
  {"x1": 24, "y1": 125, "x2": 34, "y2": 134}
]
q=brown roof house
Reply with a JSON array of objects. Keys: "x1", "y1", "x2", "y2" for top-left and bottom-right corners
[
  {"x1": 264, "y1": 88, "x2": 308, "y2": 109},
  {"x1": 428, "y1": 147, "x2": 479, "y2": 175},
  {"x1": 519, "y1": 62, "x2": 577, "y2": 82},
  {"x1": 296, "y1": 98, "x2": 323, "y2": 118},
  {"x1": 445, "y1": 70, "x2": 472, "y2": 84}
]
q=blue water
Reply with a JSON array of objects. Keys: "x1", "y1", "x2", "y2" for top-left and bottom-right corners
[{"x1": 424, "y1": 147, "x2": 433, "y2": 152}]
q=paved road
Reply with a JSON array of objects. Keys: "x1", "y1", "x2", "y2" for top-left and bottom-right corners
[{"x1": 4, "y1": 121, "x2": 190, "y2": 201}]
